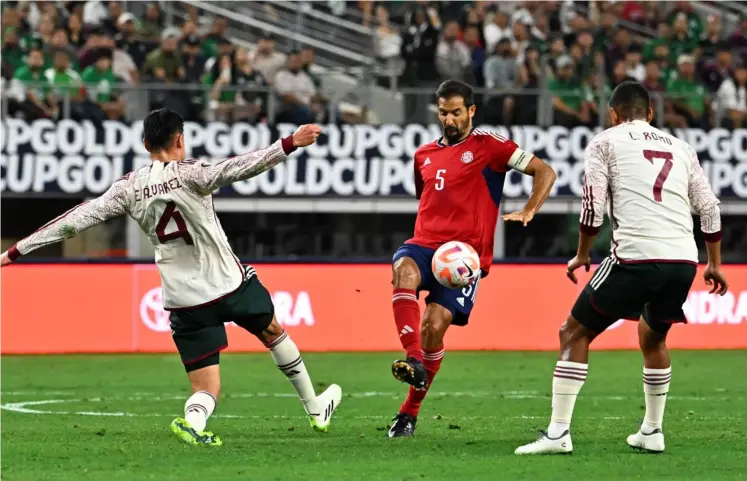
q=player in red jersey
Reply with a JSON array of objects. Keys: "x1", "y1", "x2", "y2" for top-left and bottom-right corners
[{"x1": 388, "y1": 80, "x2": 557, "y2": 437}]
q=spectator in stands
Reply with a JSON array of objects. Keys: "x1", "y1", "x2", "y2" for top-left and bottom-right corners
[
  {"x1": 144, "y1": 31, "x2": 183, "y2": 84},
  {"x1": 66, "y1": 13, "x2": 85, "y2": 49},
  {"x1": 593, "y1": 10, "x2": 616, "y2": 53},
  {"x1": 549, "y1": 55, "x2": 589, "y2": 127},
  {"x1": 300, "y1": 47, "x2": 322, "y2": 89},
  {"x1": 234, "y1": 46, "x2": 268, "y2": 122},
  {"x1": 484, "y1": 37, "x2": 518, "y2": 125},
  {"x1": 669, "y1": 13, "x2": 698, "y2": 63},
  {"x1": 115, "y1": 13, "x2": 150, "y2": 70},
  {"x1": 401, "y1": 7, "x2": 439, "y2": 123},
  {"x1": 667, "y1": 54, "x2": 710, "y2": 128},
  {"x1": 46, "y1": 28, "x2": 77, "y2": 69},
  {"x1": 699, "y1": 15, "x2": 724, "y2": 60},
  {"x1": 484, "y1": 10, "x2": 510, "y2": 54},
  {"x1": 610, "y1": 58, "x2": 636, "y2": 88},
  {"x1": 36, "y1": 14, "x2": 55, "y2": 46},
  {"x1": 373, "y1": 5, "x2": 402, "y2": 87},
  {"x1": 101, "y1": 1, "x2": 122, "y2": 36},
  {"x1": 274, "y1": 51, "x2": 318, "y2": 124},
  {"x1": 652, "y1": 43, "x2": 674, "y2": 85},
  {"x1": 2, "y1": 27, "x2": 25, "y2": 75},
  {"x1": 81, "y1": 48, "x2": 125, "y2": 120},
  {"x1": 204, "y1": 36, "x2": 234, "y2": 74},
  {"x1": 177, "y1": 34, "x2": 205, "y2": 121},
  {"x1": 582, "y1": 70, "x2": 611, "y2": 125},
  {"x1": 514, "y1": 44, "x2": 540, "y2": 124},
  {"x1": 181, "y1": 19, "x2": 199, "y2": 40},
  {"x1": 204, "y1": 53, "x2": 237, "y2": 121},
  {"x1": 547, "y1": 35, "x2": 567, "y2": 74},
  {"x1": 728, "y1": 16, "x2": 747, "y2": 66},
  {"x1": 8, "y1": 47, "x2": 56, "y2": 120},
  {"x1": 44, "y1": 49, "x2": 84, "y2": 118},
  {"x1": 701, "y1": 42, "x2": 734, "y2": 93},
  {"x1": 531, "y1": 12, "x2": 550, "y2": 49},
  {"x1": 202, "y1": 17, "x2": 229, "y2": 60},
  {"x1": 138, "y1": 2, "x2": 163, "y2": 43},
  {"x1": 463, "y1": 25, "x2": 485, "y2": 87},
  {"x1": 251, "y1": 33, "x2": 286, "y2": 85},
  {"x1": 666, "y1": 1, "x2": 703, "y2": 39},
  {"x1": 625, "y1": 44, "x2": 645, "y2": 82},
  {"x1": 435, "y1": 21, "x2": 473, "y2": 83},
  {"x1": 605, "y1": 28, "x2": 631, "y2": 76},
  {"x1": 511, "y1": 20, "x2": 530, "y2": 64},
  {"x1": 642, "y1": 59, "x2": 665, "y2": 93},
  {"x1": 716, "y1": 64, "x2": 747, "y2": 128}
]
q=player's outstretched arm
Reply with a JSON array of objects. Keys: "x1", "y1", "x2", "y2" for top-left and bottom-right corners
[
  {"x1": 0, "y1": 178, "x2": 130, "y2": 267},
  {"x1": 180, "y1": 124, "x2": 322, "y2": 195},
  {"x1": 501, "y1": 156, "x2": 557, "y2": 226},
  {"x1": 687, "y1": 147, "x2": 727, "y2": 295}
]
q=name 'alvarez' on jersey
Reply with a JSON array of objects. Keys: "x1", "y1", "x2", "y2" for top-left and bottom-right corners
[
  {"x1": 407, "y1": 129, "x2": 533, "y2": 275},
  {"x1": 8, "y1": 137, "x2": 297, "y2": 309},
  {"x1": 580, "y1": 120, "x2": 721, "y2": 264}
]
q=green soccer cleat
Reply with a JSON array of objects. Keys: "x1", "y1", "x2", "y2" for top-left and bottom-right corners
[
  {"x1": 170, "y1": 417, "x2": 223, "y2": 446},
  {"x1": 308, "y1": 384, "x2": 343, "y2": 433}
]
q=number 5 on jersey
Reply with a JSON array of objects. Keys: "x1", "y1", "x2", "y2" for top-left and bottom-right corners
[
  {"x1": 156, "y1": 201, "x2": 194, "y2": 245},
  {"x1": 435, "y1": 169, "x2": 446, "y2": 191}
]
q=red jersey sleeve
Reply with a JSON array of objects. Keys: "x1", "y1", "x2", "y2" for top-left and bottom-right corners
[
  {"x1": 476, "y1": 130, "x2": 535, "y2": 173},
  {"x1": 413, "y1": 152, "x2": 424, "y2": 199}
]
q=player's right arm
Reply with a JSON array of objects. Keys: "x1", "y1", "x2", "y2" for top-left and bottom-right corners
[
  {"x1": 687, "y1": 146, "x2": 728, "y2": 295},
  {"x1": 178, "y1": 124, "x2": 322, "y2": 196},
  {"x1": 0, "y1": 176, "x2": 131, "y2": 266},
  {"x1": 567, "y1": 133, "x2": 610, "y2": 283}
]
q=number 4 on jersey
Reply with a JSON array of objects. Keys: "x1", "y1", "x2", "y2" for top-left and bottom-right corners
[
  {"x1": 643, "y1": 150, "x2": 673, "y2": 202},
  {"x1": 156, "y1": 201, "x2": 194, "y2": 245}
]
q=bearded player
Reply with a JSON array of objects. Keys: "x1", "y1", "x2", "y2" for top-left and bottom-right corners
[
  {"x1": 387, "y1": 80, "x2": 557, "y2": 438},
  {"x1": 515, "y1": 81, "x2": 728, "y2": 455},
  {"x1": 0, "y1": 109, "x2": 342, "y2": 446}
]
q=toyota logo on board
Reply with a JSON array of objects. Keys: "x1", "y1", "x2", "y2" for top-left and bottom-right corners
[{"x1": 140, "y1": 287, "x2": 171, "y2": 332}]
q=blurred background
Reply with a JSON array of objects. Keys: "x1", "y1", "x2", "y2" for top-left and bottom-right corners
[{"x1": 1, "y1": 0, "x2": 746, "y2": 264}]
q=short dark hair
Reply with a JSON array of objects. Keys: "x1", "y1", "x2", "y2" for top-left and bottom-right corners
[
  {"x1": 609, "y1": 81, "x2": 650, "y2": 120},
  {"x1": 142, "y1": 109, "x2": 184, "y2": 151},
  {"x1": 435, "y1": 80, "x2": 474, "y2": 107}
]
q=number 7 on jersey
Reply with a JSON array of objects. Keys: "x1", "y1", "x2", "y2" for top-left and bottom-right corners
[{"x1": 642, "y1": 150, "x2": 673, "y2": 202}]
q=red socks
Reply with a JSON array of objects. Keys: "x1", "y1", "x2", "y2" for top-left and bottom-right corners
[
  {"x1": 392, "y1": 288, "x2": 422, "y2": 361},
  {"x1": 400, "y1": 347, "x2": 444, "y2": 417}
]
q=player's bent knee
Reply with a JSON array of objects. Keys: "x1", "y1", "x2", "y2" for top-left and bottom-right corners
[
  {"x1": 559, "y1": 315, "x2": 596, "y2": 347},
  {"x1": 256, "y1": 317, "x2": 284, "y2": 346},
  {"x1": 393, "y1": 257, "x2": 421, "y2": 289}
]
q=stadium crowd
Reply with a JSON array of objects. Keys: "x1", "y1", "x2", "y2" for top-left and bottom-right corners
[{"x1": 2, "y1": 1, "x2": 746, "y2": 129}]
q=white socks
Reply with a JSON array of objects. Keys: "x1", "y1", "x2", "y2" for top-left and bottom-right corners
[
  {"x1": 267, "y1": 331, "x2": 320, "y2": 415},
  {"x1": 184, "y1": 391, "x2": 216, "y2": 432},
  {"x1": 642, "y1": 366, "x2": 671, "y2": 433},
  {"x1": 548, "y1": 361, "x2": 588, "y2": 438}
]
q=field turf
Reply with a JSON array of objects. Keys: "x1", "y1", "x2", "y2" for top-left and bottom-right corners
[{"x1": 2, "y1": 351, "x2": 746, "y2": 481}]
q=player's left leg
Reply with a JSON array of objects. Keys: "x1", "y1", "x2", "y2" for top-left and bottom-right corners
[
  {"x1": 516, "y1": 260, "x2": 649, "y2": 455},
  {"x1": 230, "y1": 275, "x2": 342, "y2": 432},
  {"x1": 389, "y1": 303, "x2": 452, "y2": 438},
  {"x1": 627, "y1": 263, "x2": 695, "y2": 453}
]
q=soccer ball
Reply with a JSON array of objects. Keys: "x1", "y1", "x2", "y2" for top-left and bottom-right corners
[{"x1": 431, "y1": 241, "x2": 481, "y2": 289}]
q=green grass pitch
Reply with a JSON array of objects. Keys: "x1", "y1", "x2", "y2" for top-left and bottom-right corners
[{"x1": 2, "y1": 351, "x2": 746, "y2": 481}]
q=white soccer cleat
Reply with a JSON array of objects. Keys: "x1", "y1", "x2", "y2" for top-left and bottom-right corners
[
  {"x1": 627, "y1": 429, "x2": 665, "y2": 453},
  {"x1": 308, "y1": 384, "x2": 342, "y2": 433},
  {"x1": 515, "y1": 430, "x2": 573, "y2": 455}
]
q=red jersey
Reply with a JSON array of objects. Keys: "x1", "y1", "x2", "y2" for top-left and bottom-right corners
[{"x1": 407, "y1": 129, "x2": 525, "y2": 275}]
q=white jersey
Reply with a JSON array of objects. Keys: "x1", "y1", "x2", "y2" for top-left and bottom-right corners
[
  {"x1": 580, "y1": 120, "x2": 721, "y2": 264},
  {"x1": 10, "y1": 138, "x2": 294, "y2": 309}
]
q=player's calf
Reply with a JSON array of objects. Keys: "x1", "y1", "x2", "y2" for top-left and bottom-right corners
[
  {"x1": 392, "y1": 257, "x2": 423, "y2": 362},
  {"x1": 258, "y1": 319, "x2": 342, "y2": 431},
  {"x1": 634, "y1": 318, "x2": 671, "y2": 450}
]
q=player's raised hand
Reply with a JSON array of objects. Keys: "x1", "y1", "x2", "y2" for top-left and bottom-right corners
[
  {"x1": 0, "y1": 251, "x2": 12, "y2": 267},
  {"x1": 566, "y1": 254, "x2": 591, "y2": 284},
  {"x1": 703, "y1": 264, "x2": 728, "y2": 295},
  {"x1": 292, "y1": 124, "x2": 322, "y2": 147},
  {"x1": 502, "y1": 208, "x2": 535, "y2": 226}
]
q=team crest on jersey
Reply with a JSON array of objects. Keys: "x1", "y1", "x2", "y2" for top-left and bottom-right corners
[{"x1": 461, "y1": 151, "x2": 474, "y2": 164}]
